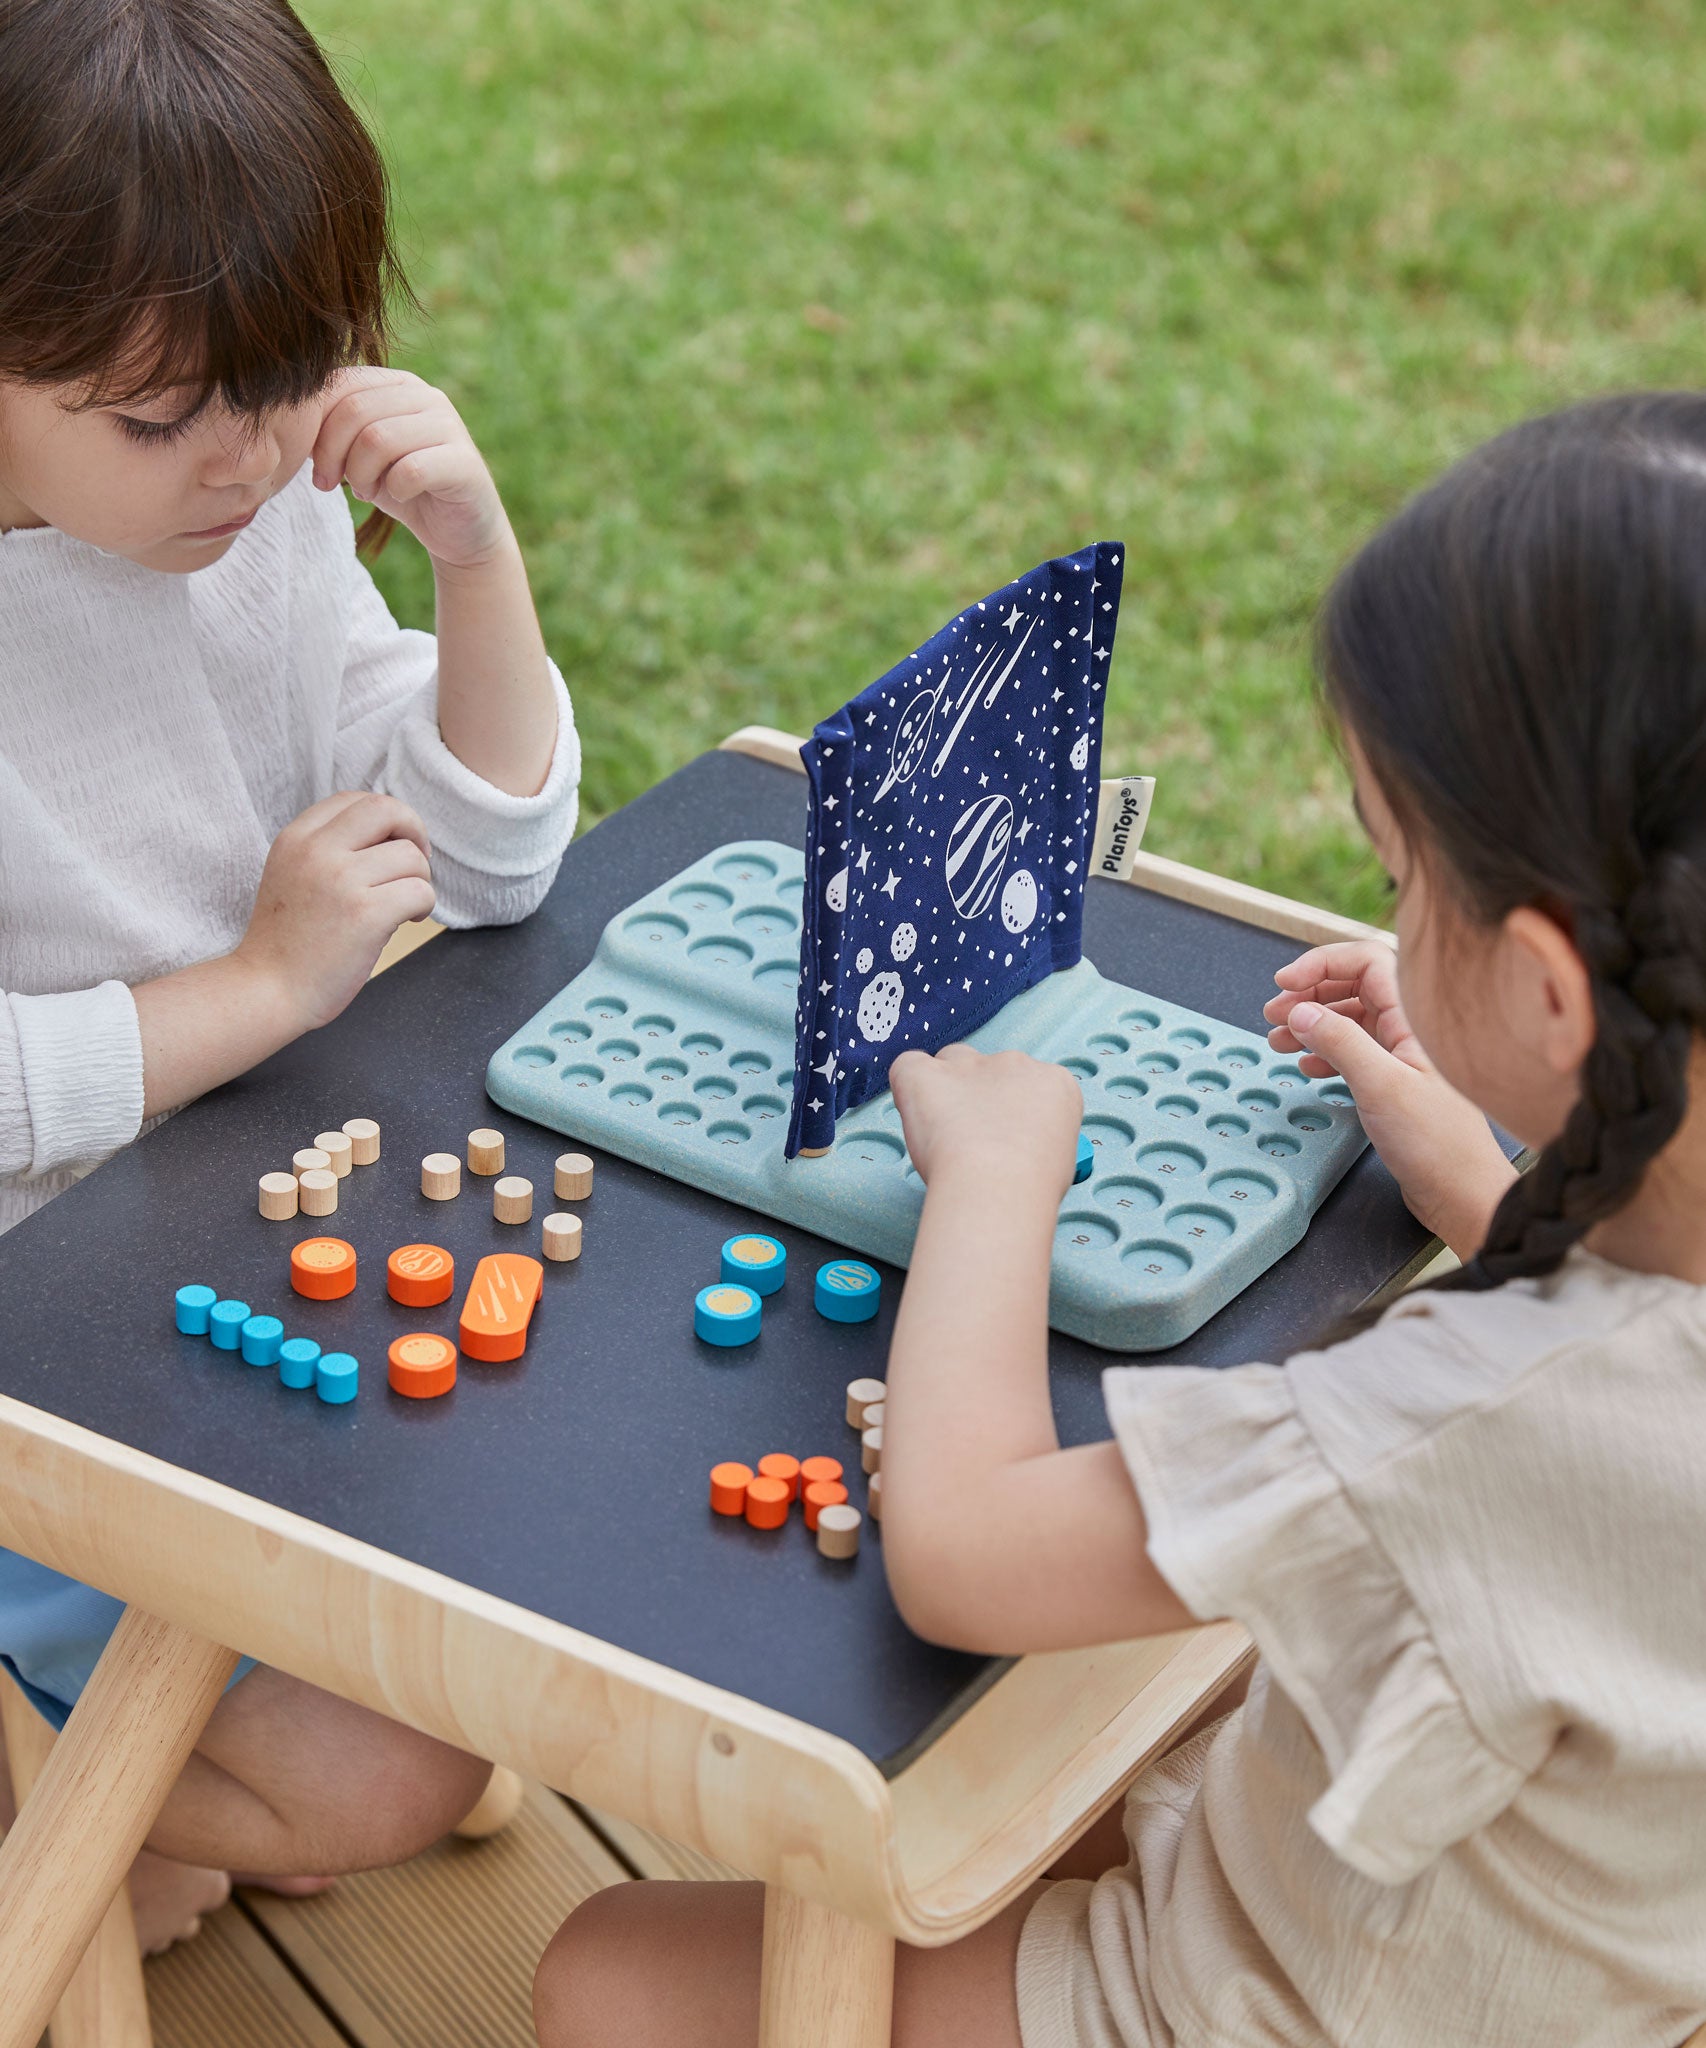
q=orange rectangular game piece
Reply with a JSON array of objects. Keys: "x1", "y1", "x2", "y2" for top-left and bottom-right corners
[{"x1": 458, "y1": 1253, "x2": 544, "y2": 1362}]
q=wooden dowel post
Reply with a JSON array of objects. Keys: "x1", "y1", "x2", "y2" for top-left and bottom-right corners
[
  {"x1": 758, "y1": 1886, "x2": 894, "y2": 2048},
  {"x1": 0, "y1": 1670, "x2": 153, "y2": 2048},
  {"x1": 0, "y1": 1607, "x2": 237, "y2": 2048}
]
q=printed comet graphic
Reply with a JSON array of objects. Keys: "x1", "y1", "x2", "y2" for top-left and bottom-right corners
[{"x1": 872, "y1": 615, "x2": 1039, "y2": 801}]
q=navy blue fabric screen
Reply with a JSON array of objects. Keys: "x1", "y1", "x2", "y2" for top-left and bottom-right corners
[{"x1": 787, "y1": 542, "x2": 1126, "y2": 1156}]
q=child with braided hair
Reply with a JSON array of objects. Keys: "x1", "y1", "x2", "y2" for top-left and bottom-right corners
[{"x1": 536, "y1": 393, "x2": 1706, "y2": 2048}]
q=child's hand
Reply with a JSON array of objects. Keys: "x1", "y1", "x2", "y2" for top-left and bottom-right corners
[
  {"x1": 1264, "y1": 941, "x2": 1516, "y2": 1258},
  {"x1": 235, "y1": 793, "x2": 436, "y2": 1033},
  {"x1": 889, "y1": 1045, "x2": 1083, "y2": 1197},
  {"x1": 310, "y1": 368, "x2": 511, "y2": 571}
]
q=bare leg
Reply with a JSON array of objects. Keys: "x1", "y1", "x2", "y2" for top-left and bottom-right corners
[
  {"x1": 2, "y1": 1660, "x2": 490, "y2": 1936},
  {"x1": 143, "y1": 1663, "x2": 492, "y2": 1876},
  {"x1": 533, "y1": 1879, "x2": 1041, "y2": 2048}
]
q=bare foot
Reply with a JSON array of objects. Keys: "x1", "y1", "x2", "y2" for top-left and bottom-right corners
[
  {"x1": 128, "y1": 1851, "x2": 231, "y2": 1955},
  {"x1": 231, "y1": 1872, "x2": 338, "y2": 1898}
]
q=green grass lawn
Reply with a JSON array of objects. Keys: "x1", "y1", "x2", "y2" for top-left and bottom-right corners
[{"x1": 305, "y1": 0, "x2": 1706, "y2": 921}]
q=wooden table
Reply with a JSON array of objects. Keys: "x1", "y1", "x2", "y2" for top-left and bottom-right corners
[{"x1": 0, "y1": 728, "x2": 1419, "y2": 2048}]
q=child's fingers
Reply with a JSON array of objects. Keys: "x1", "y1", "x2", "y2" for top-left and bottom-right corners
[
  {"x1": 349, "y1": 836, "x2": 433, "y2": 890},
  {"x1": 313, "y1": 792, "x2": 431, "y2": 863},
  {"x1": 1283, "y1": 1000, "x2": 1403, "y2": 1100},
  {"x1": 368, "y1": 441, "x2": 477, "y2": 509},
  {"x1": 337, "y1": 412, "x2": 445, "y2": 502},
  {"x1": 372, "y1": 875, "x2": 439, "y2": 930},
  {"x1": 1272, "y1": 940, "x2": 1394, "y2": 994},
  {"x1": 311, "y1": 382, "x2": 435, "y2": 490},
  {"x1": 1266, "y1": 996, "x2": 1366, "y2": 1059}
]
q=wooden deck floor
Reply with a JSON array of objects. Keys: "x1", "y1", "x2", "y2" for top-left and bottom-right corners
[{"x1": 137, "y1": 1785, "x2": 739, "y2": 2048}]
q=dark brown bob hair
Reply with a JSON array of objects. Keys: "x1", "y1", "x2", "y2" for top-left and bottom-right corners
[{"x1": 0, "y1": 0, "x2": 413, "y2": 551}]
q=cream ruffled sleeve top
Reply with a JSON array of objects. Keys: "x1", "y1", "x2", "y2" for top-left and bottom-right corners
[
  {"x1": 1030, "y1": 1251, "x2": 1706, "y2": 2048},
  {"x1": 0, "y1": 465, "x2": 579, "y2": 1232}
]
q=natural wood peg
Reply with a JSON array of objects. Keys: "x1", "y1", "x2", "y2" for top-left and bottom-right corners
[
  {"x1": 542, "y1": 1212, "x2": 582, "y2": 1262},
  {"x1": 816, "y1": 1504, "x2": 862, "y2": 1559},
  {"x1": 452, "y1": 1764, "x2": 526, "y2": 1841},
  {"x1": 860, "y1": 1426, "x2": 883, "y2": 1476},
  {"x1": 258, "y1": 1171, "x2": 299, "y2": 1221},
  {"x1": 860, "y1": 1400, "x2": 885, "y2": 1433},
  {"x1": 342, "y1": 1116, "x2": 381, "y2": 1164},
  {"x1": 468, "y1": 1128, "x2": 506, "y2": 1176},
  {"x1": 314, "y1": 1130, "x2": 354, "y2": 1178},
  {"x1": 553, "y1": 1152, "x2": 594, "y2": 1200},
  {"x1": 867, "y1": 1471, "x2": 882, "y2": 1523},
  {"x1": 845, "y1": 1378, "x2": 886, "y2": 1429},
  {"x1": 493, "y1": 1176, "x2": 534, "y2": 1225},
  {"x1": 297, "y1": 1168, "x2": 338, "y2": 1217},
  {"x1": 421, "y1": 1152, "x2": 461, "y2": 1201},
  {"x1": 292, "y1": 1146, "x2": 331, "y2": 1179}
]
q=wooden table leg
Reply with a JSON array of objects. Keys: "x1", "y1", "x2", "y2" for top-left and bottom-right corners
[
  {"x1": 1, "y1": 1671, "x2": 152, "y2": 2048},
  {"x1": 0, "y1": 1606, "x2": 237, "y2": 2048},
  {"x1": 759, "y1": 1886, "x2": 895, "y2": 2048}
]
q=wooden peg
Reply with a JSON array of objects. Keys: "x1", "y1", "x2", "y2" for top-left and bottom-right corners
[
  {"x1": 298, "y1": 1168, "x2": 339, "y2": 1218},
  {"x1": 542, "y1": 1212, "x2": 582, "y2": 1262},
  {"x1": 845, "y1": 1378, "x2": 886, "y2": 1429},
  {"x1": 257, "y1": 1172, "x2": 299, "y2": 1222},
  {"x1": 292, "y1": 1146, "x2": 331, "y2": 1179},
  {"x1": 861, "y1": 1400, "x2": 885, "y2": 1433},
  {"x1": 860, "y1": 1426, "x2": 883, "y2": 1475},
  {"x1": 816, "y1": 1504, "x2": 862, "y2": 1559},
  {"x1": 314, "y1": 1130, "x2": 354, "y2": 1179},
  {"x1": 867, "y1": 1472, "x2": 882, "y2": 1523},
  {"x1": 342, "y1": 1116, "x2": 381, "y2": 1164},
  {"x1": 468, "y1": 1128, "x2": 506, "y2": 1176},
  {"x1": 493, "y1": 1176, "x2": 534, "y2": 1225},
  {"x1": 553, "y1": 1153, "x2": 594, "y2": 1201},
  {"x1": 421, "y1": 1152, "x2": 461, "y2": 1201}
]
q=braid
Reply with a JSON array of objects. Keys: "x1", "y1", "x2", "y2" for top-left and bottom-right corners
[{"x1": 1447, "y1": 857, "x2": 1705, "y2": 1291}]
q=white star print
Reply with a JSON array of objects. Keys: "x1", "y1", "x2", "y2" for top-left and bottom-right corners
[
  {"x1": 819, "y1": 981, "x2": 832, "y2": 995},
  {"x1": 815, "y1": 1052, "x2": 838, "y2": 1082},
  {"x1": 856, "y1": 844, "x2": 871, "y2": 872},
  {"x1": 1001, "y1": 603, "x2": 1023, "y2": 633},
  {"x1": 1016, "y1": 817, "x2": 1033, "y2": 843},
  {"x1": 880, "y1": 870, "x2": 901, "y2": 898},
  {"x1": 824, "y1": 795, "x2": 838, "y2": 810},
  {"x1": 808, "y1": 1097, "x2": 823, "y2": 1112}
]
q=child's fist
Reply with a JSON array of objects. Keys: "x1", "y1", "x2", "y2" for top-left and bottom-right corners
[
  {"x1": 236, "y1": 793, "x2": 436, "y2": 1033},
  {"x1": 889, "y1": 1045, "x2": 1083, "y2": 1196},
  {"x1": 311, "y1": 368, "x2": 510, "y2": 571}
]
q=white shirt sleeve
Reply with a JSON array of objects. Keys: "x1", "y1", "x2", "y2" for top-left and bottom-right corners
[
  {"x1": 328, "y1": 521, "x2": 580, "y2": 931},
  {"x1": 0, "y1": 982, "x2": 144, "y2": 1183}
]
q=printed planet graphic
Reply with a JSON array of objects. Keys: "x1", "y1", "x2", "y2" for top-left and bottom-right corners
[
  {"x1": 1001, "y1": 868, "x2": 1038, "y2": 933},
  {"x1": 856, "y1": 946, "x2": 873, "y2": 973},
  {"x1": 856, "y1": 971, "x2": 905, "y2": 1042},
  {"x1": 891, "y1": 921, "x2": 917, "y2": 961},
  {"x1": 1070, "y1": 731, "x2": 1090, "y2": 772},
  {"x1": 945, "y1": 794, "x2": 1014, "y2": 919},
  {"x1": 826, "y1": 868, "x2": 848, "y2": 912},
  {"x1": 885, "y1": 688, "x2": 938, "y2": 790}
]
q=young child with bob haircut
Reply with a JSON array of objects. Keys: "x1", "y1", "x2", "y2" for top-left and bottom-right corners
[
  {"x1": 0, "y1": 0, "x2": 577, "y2": 1943},
  {"x1": 535, "y1": 395, "x2": 1706, "y2": 2047}
]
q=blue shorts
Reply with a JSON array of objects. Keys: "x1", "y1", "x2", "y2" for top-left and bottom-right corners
[{"x1": 0, "y1": 1549, "x2": 256, "y2": 1731}]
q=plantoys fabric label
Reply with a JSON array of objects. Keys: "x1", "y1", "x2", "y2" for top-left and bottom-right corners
[
  {"x1": 1092, "y1": 775, "x2": 1156, "y2": 880},
  {"x1": 787, "y1": 541, "x2": 1125, "y2": 1157}
]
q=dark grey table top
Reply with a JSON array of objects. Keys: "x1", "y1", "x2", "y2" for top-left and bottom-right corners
[{"x1": 0, "y1": 747, "x2": 1430, "y2": 1770}]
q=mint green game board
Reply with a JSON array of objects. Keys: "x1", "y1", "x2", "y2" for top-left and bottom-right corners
[{"x1": 486, "y1": 841, "x2": 1367, "y2": 1351}]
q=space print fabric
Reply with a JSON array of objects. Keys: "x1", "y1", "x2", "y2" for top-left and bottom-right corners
[{"x1": 786, "y1": 541, "x2": 1125, "y2": 1158}]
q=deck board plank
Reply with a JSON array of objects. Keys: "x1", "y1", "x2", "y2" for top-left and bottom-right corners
[
  {"x1": 572, "y1": 1804, "x2": 746, "y2": 1883},
  {"x1": 146, "y1": 1902, "x2": 348, "y2": 2048},
  {"x1": 240, "y1": 1782, "x2": 626, "y2": 2048}
]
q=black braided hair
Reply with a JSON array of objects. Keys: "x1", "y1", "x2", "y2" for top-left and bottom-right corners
[{"x1": 1318, "y1": 393, "x2": 1706, "y2": 1291}]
